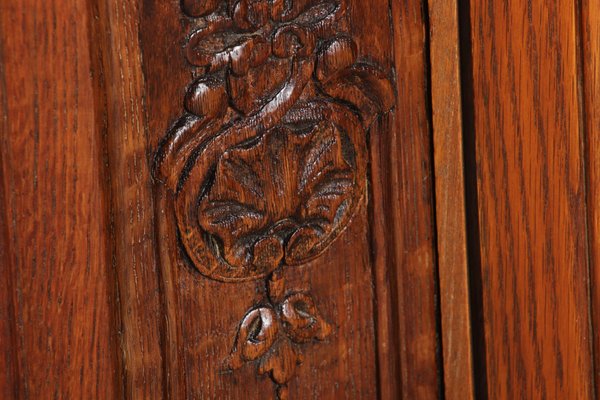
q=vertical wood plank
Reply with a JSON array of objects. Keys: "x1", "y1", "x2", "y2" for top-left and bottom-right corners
[
  {"x1": 0, "y1": 67, "x2": 19, "y2": 398},
  {"x1": 141, "y1": 0, "x2": 394, "y2": 397},
  {"x1": 384, "y1": 1, "x2": 442, "y2": 398},
  {"x1": 89, "y1": 0, "x2": 166, "y2": 397},
  {"x1": 469, "y1": 0, "x2": 595, "y2": 397},
  {"x1": 0, "y1": 0, "x2": 120, "y2": 398},
  {"x1": 581, "y1": 0, "x2": 600, "y2": 394},
  {"x1": 427, "y1": 0, "x2": 475, "y2": 398}
]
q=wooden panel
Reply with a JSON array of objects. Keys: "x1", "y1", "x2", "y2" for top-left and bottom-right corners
[
  {"x1": 138, "y1": 0, "x2": 440, "y2": 398},
  {"x1": 0, "y1": 0, "x2": 120, "y2": 398},
  {"x1": 89, "y1": 0, "x2": 166, "y2": 397},
  {"x1": 581, "y1": 0, "x2": 600, "y2": 394},
  {"x1": 428, "y1": 0, "x2": 474, "y2": 398},
  {"x1": 385, "y1": 1, "x2": 442, "y2": 398},
  {"x1": 469, "y1": 0, "x2": 594, "y2": 398}
]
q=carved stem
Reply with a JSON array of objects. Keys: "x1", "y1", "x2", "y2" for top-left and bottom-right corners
[{"x1": 268, "y1": 269, "x2": 286, "y2": 304}]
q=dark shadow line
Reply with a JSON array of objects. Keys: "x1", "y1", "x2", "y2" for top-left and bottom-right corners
[{"x1": 458, "y1": 0, "x2": 489, "y2": 398}]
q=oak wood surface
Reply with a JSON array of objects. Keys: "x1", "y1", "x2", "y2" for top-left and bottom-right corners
[
  {"x1": 90, "y1": 0, "x2": 167, "y2": 397},
  {"x1": 0, "y1": 0, "x2": 120, "y2": 398},
  {"x1": 384, "y1": 1, "x2": 442, "y2": 398},
  {"x1": 581, "y1": 0, "x2": 600, "y2": 394},
  {"x1": 4, "y1": 0, "x2": 569, "y2": 397},
  {"x1": 138, "y1": 0, "x2": 442, "y2": 398},
  {"x1": 427, "y1": 0, "x2": 474, "y2": 398},
  {"x1": 469, "y1": 0, "x2": 595, "y2": 398}
]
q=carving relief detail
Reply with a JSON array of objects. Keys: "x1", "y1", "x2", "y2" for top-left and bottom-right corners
[{"x1": 154, "y1": 0, "x2": 393, "y2": 396}]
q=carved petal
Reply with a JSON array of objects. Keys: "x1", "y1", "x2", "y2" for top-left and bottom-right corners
[
  {"x1": 225, "y1": 307, "x2": 279, "y2": 370},
  {"x1": 257, "y1": 339, "x2": 302, "y2": 385},
  {"x1": 280, "y1": 293, "x2": 332, "y2": 343},
  {"x1": 198, "y1": 200, "x2": 264, "y2": 237}
]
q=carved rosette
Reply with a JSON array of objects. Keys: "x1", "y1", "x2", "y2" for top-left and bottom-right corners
[{"x1": 154, "y1": 0, "x2": 393, "y2": 396}]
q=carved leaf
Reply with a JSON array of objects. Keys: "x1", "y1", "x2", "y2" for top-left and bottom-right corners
[
  {"x1": 258, "y1": 339, "x2": 303, "y2": 385},
  {"x1": 198, "y1": 114, "x2": 356, "y2": 269},
  {"x1": 199, "y1": 201, "x2": 264, "y2": 237},
  {"x1": 280, "y1": 293, "x2": 332, "y2": 343},
  {"x1": 225, "y1": 307, "x2": 279, "y2": 370}
]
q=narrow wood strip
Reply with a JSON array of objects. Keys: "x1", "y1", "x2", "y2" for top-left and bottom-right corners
[
  {"x1": 469, "y1": 0, "x2": 594, "y2": 397},
  {"x1": 387, "y1": 0, "x2": 442, "y2": 398},
  {"x1": 427, "y1": 0, "x2": 475, "y2": 398},
  {"x1": 89, "y1": 0, "x2": 165, "y2": 397},
  {"x1": 580, "y1": 0, "x2": 600, "y2": 394},
  {"x1": 0, "y1": 37, "x2": 20, "y2": 398},
  {"x1": 369, "y1": 116, "x2": 401, "y2": 400}
]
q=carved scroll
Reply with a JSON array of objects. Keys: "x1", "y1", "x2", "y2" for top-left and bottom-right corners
[{"x1": 154, "y1": 0, "x2": 393, "y2": 397}]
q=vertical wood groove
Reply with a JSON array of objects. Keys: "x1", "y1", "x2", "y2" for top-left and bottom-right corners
[
  {"x1": 457, "y1": 0, "x2": 489, "y2": 397},
  {"x1": 580, "y1": 0, "x2": 600, "y2": 395},
  {"x1": 427, "y1": 0, "x2": 475, "y2": 397}
]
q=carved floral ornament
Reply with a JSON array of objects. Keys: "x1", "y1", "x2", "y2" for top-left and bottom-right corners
[{"x1": 154, "y1": 0, "x2": 393, "y2": 397}]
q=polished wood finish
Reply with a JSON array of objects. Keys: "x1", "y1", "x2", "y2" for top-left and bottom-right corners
[
  {"x1": 90, "y1": 0, "x2": 166, "y2": 397},
  {"x1": 428, "y1": 0, "x2": 474, "y2": 398},
  {"x1": 0, "y1": 0, "x2": 119, "y2": 398},
  {"x1": 469, "y1": 0, "x2": 595, "y2": 398},
  {"x1": 582, "y1": 0, "x2": 600, "y2": 394},
  {"x1": 6, "y1": 0, "x2": 600, "y2": 398},
  {"x1": 385, "y1": 1, "x2": 442, "y2": 398}
]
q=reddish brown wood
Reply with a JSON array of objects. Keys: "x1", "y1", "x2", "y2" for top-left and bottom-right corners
[
  {"x1": 141, "y1": 0, "x2": 442, "y2": 398},
  {"x1": 89, "y1": 0, "x2": 166, "y2": 397},
  {"x1": 0, "y1": 0, "x2": 120, "y2": 398},
  {"x1": 469, "y1": 0, "x2": 595, "y2": 398},
  {"x1": 428, "y1": 0, "x2": 474, "y2": 398},
  {"x1": 0, "y1": 0, "x2": 448, "y2": 398},
  {"x1": 382, "y1": 1, "x2": 442, "y2": 398},
  {"x1": 581, "y1": 0, "x2": 600, "y2": 394}
]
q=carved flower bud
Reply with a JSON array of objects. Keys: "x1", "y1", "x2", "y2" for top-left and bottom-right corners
[
  {"x1": 315, "y1": 36, "x2": 357, "y2": 82},
  {"x1": 225, "y1": 307, "x2": 279, "y2": 370},
  {"x1": 184, "y1": 76, "x2": 228, "y2": 118},
  {"x1": 272, "y1": 25, "x2": 315, "y2": 59},
  {"x1": 280, "y1": 293, "x2": 332, "y2": 343},
  {"x1": 232, "y1": 0, "x2": 269, "y2": 31},
  {"x1": 181, "y1": 0, "x2": 221, "y2": 17}
]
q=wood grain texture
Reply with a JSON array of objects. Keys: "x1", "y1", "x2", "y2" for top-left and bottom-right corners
[
  {"x1": 0, "y1": 0, "x2": 120, "y2": 398},
  {"x1": 428, "y1": 0, "x2": 474, "y2": 398},
  {"x1": 150, "y1": 4, "x2": 395, "y2": 397},
  {"x1": 89, "y1": 0, "x2": 165, "y2": 397},
  {"x1": 390, "y1": 0, "x2": 441, "y2": 399},
  {"x1": 383, "y1": 0, "x2": 442, "y2": 398},
  {"x1": 581, "y1": 0, "x2": 600, "y2": 394},
  {"x1": 469, "y1": 0, "x2": 595, "y2": 398},
  {"x1": 140, "y1": 0, "x2": 442, "y2": 398}
]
